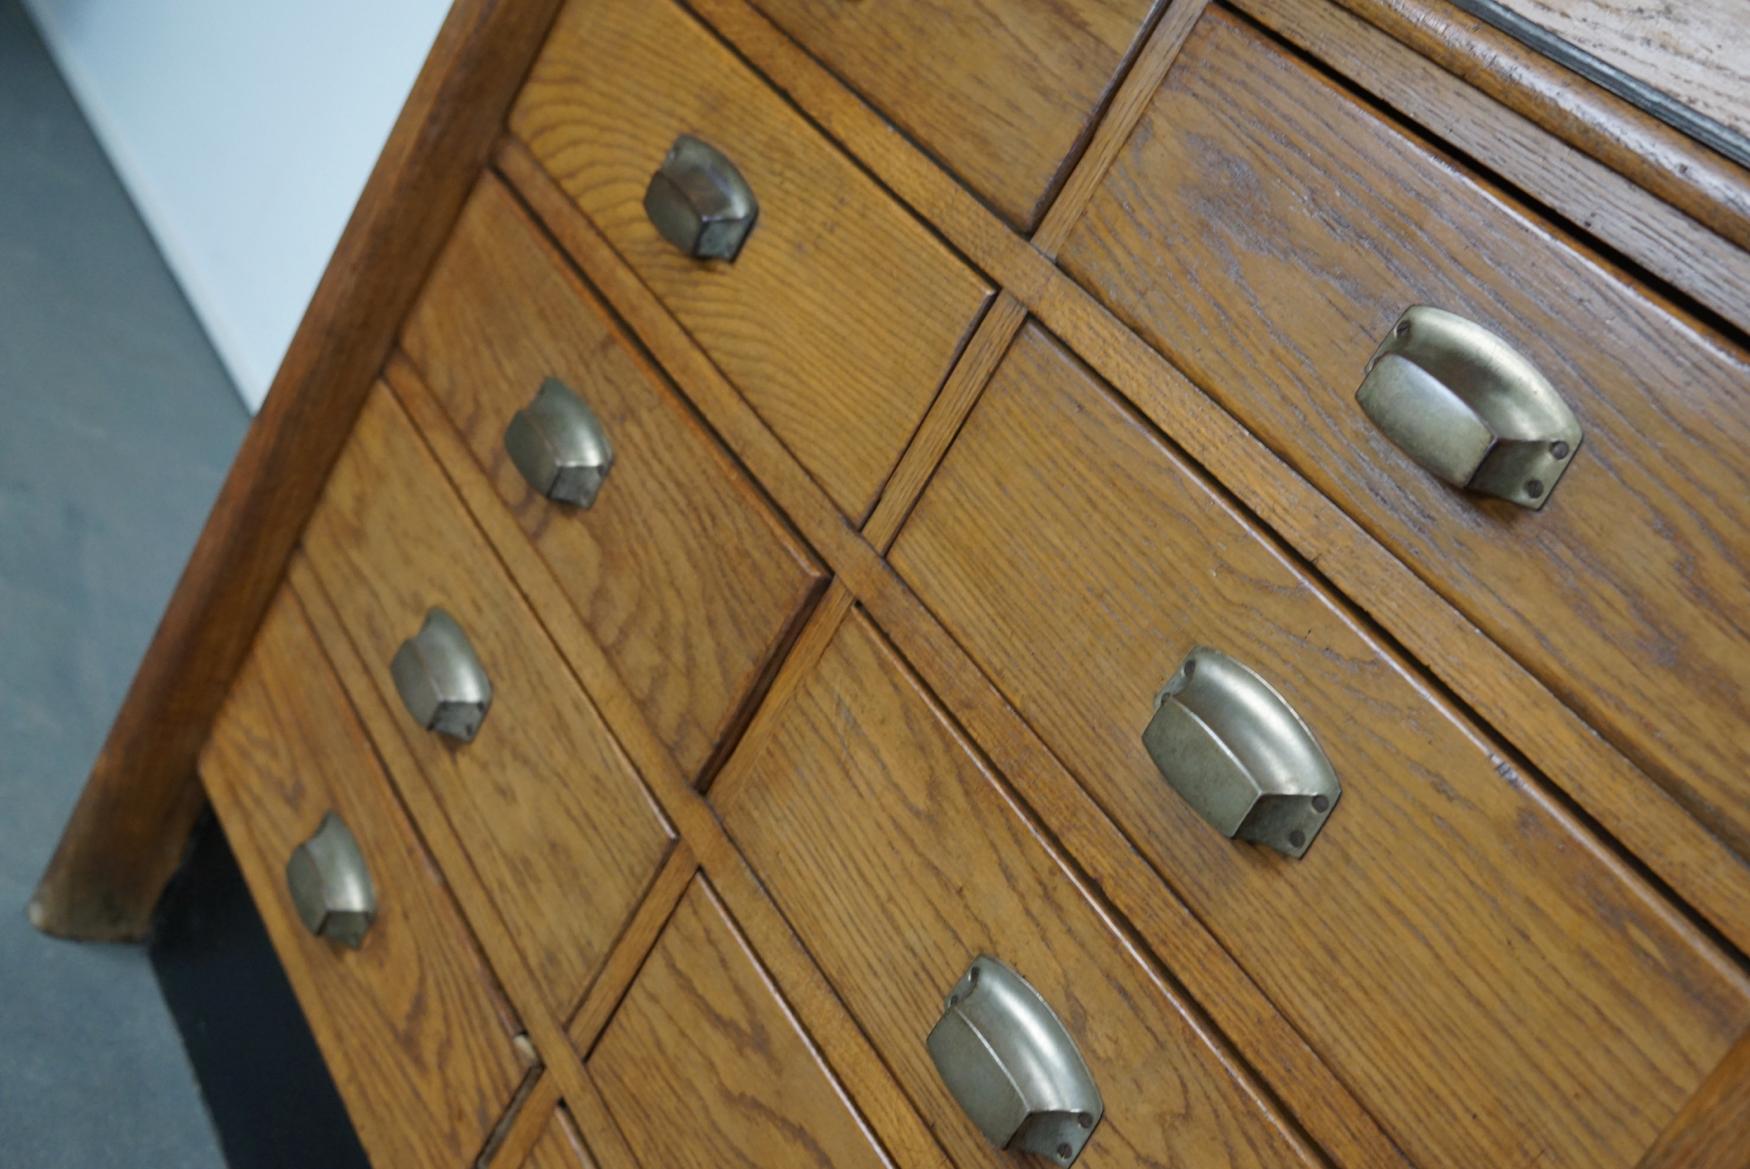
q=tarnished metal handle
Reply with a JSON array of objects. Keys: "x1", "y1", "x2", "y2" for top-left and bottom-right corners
[
  {"x1": 504, "y1": 377, "x2": 614, "y2": 508},
  {"x1": 1356, "y1": 305, "x2": 1582, "y2": 509},
  {"x1": 1143, "y1": 647, "x2": 1340, "y2": 858},
  {"x1": 287, "y1": 812, "x2": 376, "y2": 949},
  {"x1": 390, "y1": 608, "x2": 492, "y2": 742},
  {"x1": 643, "y1": 134, "x2": 759, "y2": 261},
  {"x1": 927, "y1": 956, "x2": 1103, "y2": 1166}
]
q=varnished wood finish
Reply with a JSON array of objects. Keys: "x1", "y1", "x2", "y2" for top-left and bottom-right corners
[
  {"x1": 200, "y1": 586, "x2": 525, "y2": 1169},
  {"x1": 484, "y1": 1075, "x2": 563, "y2": 1169},
  {"x1": 748, "y1": 0, "x2": 1163, "y2": 230},
  {"x1": 716, "y1": 611, "x2": 1323, "y2": 1169},
  {"x1": 401, "y1": 175, "x2": 824, "y2": 780},
  {"x1": 1638, "y1": 1031, "x2": 1750, "y2": 1169},
  {"x1": 509, "y1": 0, "x2": 992, "y2": 518},
  {"x1": 29, "y1": 0, "x2": 567, "y2": 940},
  {"x1": 521, "y1": 1106, "x2": 596, "y2": 1169},
  {"x1": 1485, "y1": 0, "x2": 1750, "y2": 143},
  {"x1": 1062, "y1": 8, "x2": 1750, "y2": 859},
  {"x1": 301, "y1": 383, "x2": 674, "y2": 1018},
  {"x1": 1236, "y1": 0, "x2": 1750, "y2": 332},
  {"x1": 889, "y1": 324, "x2": 1750, "y2": 1169},
  {"x1": 588, "y1": 876, "x2": 891, "y2": 1169}
]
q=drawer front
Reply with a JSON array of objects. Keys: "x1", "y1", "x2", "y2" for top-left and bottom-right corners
[
  {"x1": 301, "y1": 382, "x2": 674, "y2": 1018},
  {"x1": 715, "y1": 612, "x2": 1320, "y2": 1169},
  {"x1": 402, "y1": 175, "x2": 824, "y2": 780},
  {"x1": 201, "y1": 585, "x2": 526, "y2": 1169},
  {"x1": 748, "y1": 0, "x2": 1162, "y2": 229},
  {"x1": 887, "y1": 324, "x2": 1750, "y2": 1169},
  {"x1": 509, "y1": 0, "x2": 993, "y2": 518},
  {"x1": 588, "y1": 876, "x2": 889, "y2": 1169},
  {"x1": 1060, "y1": 10, "x2": 1750, "y2": 853}
]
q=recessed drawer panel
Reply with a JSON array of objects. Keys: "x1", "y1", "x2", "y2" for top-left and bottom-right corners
[
  {"x1": 509, "y1": 0, "x2": 993, "y2": 518},
  {"x1": 588, "y1": 876, "x2": 889, "y2": 1169},
  {"x1": 748, "y1": 0, "x2": 1162, "y2": 229},
  {"x1": 1059, "y1": 9, "x2": 1750, "y2": 855},
  {"x1": 402, "y1": 176, "x2": 824, "y2": 780},
  {"x1": 715, "y1": 612, "x2": 1321, "y2": 1169},
  {"x1": 300, "y1": 382, "x2": 674, "y2": 1019},
  {"x1": 887, "y1": 323, "x2": 1750, "y2": 1169},
  {"x1": 201, "y1": 585, "x2": 526, "y2": 1169}
]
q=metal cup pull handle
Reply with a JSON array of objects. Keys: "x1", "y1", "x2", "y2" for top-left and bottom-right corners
[
  {"x1": 643, "y1": 134, "x2": 759, "y2": 261},
  {"x1": 1143, "y1": 647, "x2": 1341, "y2": 858},
  {"x1": 390, "y1": 608, "x2": 492, "y2": 742},
  {"x1": 504, "y1": 377, "x2": 614, "y2": 508},
  {"x1": 1356, "y1": 305, "x2": 1582, "y2": 509},
  {"x1": 287, "y1": 812, "x2": 376, "y2": 949},
  {"x1": 927, "y1": 956, "x2": 1103, "y2": 1166}
]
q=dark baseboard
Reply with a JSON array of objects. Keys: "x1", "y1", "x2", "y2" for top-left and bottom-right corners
[{"x1": 148, "y1": 809, "x2": 369, "y2": 1169}]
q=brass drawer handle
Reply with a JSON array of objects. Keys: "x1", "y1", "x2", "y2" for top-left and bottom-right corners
[
  {"x1": 287, "y1": 812, "x2": 376, "y2": 949},
  {"x1": 1356, "y1": 306, "x2": 1582, "y2": 509},
  {"x1": 1143, "y1": 647, "x2": 1340, "y2": 858},
  {"x1": 504, "y1": 377, "x2": 614, "y2": 508},
  {"x1": 643, "y1": 134, "x2": 759, "y2": 261},
  {"x1": 927, "y1": 955, "x2": 1103, "y2": 1166},
  {"x1": 390, "y1": 608, "x2": 492, "y2": 742}
]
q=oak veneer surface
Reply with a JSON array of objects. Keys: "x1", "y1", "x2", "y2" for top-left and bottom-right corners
[
  {"x1": 402, "y1": 175, "x2": 824, "y2": 781},
  {"x1": 716, "y1": 611, "x2": 1320, "y2": 1169},
  {"x1": 300, "y1": 382, "x2": 674, "y2": 1019},
  {"x1": 508, "y1": 0, "x2": 993, "y2": 518},
  {"x1": 1061, "y1": 8, "x2": 1750, "y2": 858},
  {"x1": 200, "y1": 586, "x2": 524, "y2": 1169},
  {"x1": 888, "y1": 324, "x2": 1750, "y2": 1169},
  {"x1": 748, "y1": 0, "x2": 1164, "y2": 230},
  {"x1": 1491, "y1": 0, "x2": 1750, "y2": 141},
  {"x1": 522, "y1": 1111, "x2": 595, "y2": 1169},
  {"x1": 588, "y1": 877, "x2": 891, "y2": 1169}
]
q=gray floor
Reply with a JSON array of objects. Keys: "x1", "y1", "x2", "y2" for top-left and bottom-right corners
[{"x1": 1, "y1": 1, "x2": 245, "y2": 1163}]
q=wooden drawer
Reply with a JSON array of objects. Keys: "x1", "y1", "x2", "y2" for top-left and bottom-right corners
[
  {"x1": 887, "y1": 323, "x2": 1750, "y2": 1169},
  {"x1": 747, "y1": 0, "x2": 1162, "y2": 229},
  {"x1": 587, "y1": 875, "x2": 889, "y2": 1169},
  {"x1": 508, "y1": 0, "x2": 993, "y2": 518},
  {"x1": 299, "y1": 381, "x2": 675, "y2": 1019},
  {"x1": 715, "y1": 611, "x2": 1321, "y2": 1169},
  {"x1": 1058, "y1": 10, "x2": 1750, "y2": 856},
  {"x1": 201, "y1": 585, "x2": 526, "y2": 1169},
  {"x1": 401, "y1": 175, "x2": 824, "y2": 780}
]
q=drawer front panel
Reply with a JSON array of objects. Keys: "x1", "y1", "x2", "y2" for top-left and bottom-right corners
[
  {"x1": 1060, "y1": 10, "x2": 1750, "y2": 852},
  {"x1": 201, "y1": 586, "x2": 525, "y2": 1169},
  {"x1": 715, "y1": 612, "x2": 1319, "y2": 1169},
  {"x1": 749, "y1": 0, "x2": 1162, "y2": 229},
  {"x1": 402, "y1": 176, "x2": 824, "y2": 780},
  {"x1": 588, "y1": 876, "x2": 890, "y2": 1169},
  {"x1": 888, "y1": 323, "x2": 1749, "y2": 1169},
  {"x1": 301, "y1": 382, "x2": 674, "y2": 1018},
  {"x1": 509, "y1": 0, "x2": 993, "y2": 518}
]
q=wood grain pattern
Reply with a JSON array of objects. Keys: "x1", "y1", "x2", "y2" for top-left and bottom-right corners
[
  {"x1": 1235, "y1": 0, "x2": 1750, "y2": 332},
  {"x1": 748, "y1": 0, "x2": 1163, "y2": 230},
  {"x1": 509, "y1": 0, "x2": 991, "y2": 518},
  {"x1": 301, "y1": 382, "x2": 674, "y2": 1018},
  {"x1": 521, "y1": 1107, "x2": 597, "y2": 1169},
  {"x1": 484, "y1": 1074, "x2": 563, "y2": 1169},
  {"x1": 200, "y1": 586, "x2": 525, "y2": 1169},
  {"x1": 589, "y1": 877, "x2": 892, "y2": 1169},
  {"x1": 1333, "y1": 0, "x2": 1750, "y2": 249},
  {"x1": 1488, "y1": 0, "x2": 1750, "y2": 141},
  {"x1": 888, "y1": 324, "x2": 1750, "y2": 1169},
  {"x1": 1061, "y1": 8, "x2": 1750, "y2": 859},
  {"x1": 401, "y1": 174, "x2": 824, "y2": 781},
  {"x1": 1638, "y1": 1030, "x2": 1750, "y2": 1169},
  {"x1": 29, "y1": 0, "x2": 566, "y2": 941},
  {"x1": 715, "y1": 612, "x2": 1323, "y2": 1169}
]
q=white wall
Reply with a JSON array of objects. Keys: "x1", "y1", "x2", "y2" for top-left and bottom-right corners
[{"x1": 23, "y1": 0, "x2": 451, "y2": 411}]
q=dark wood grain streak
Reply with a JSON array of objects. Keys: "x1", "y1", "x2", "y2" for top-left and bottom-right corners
[
  {"x1": 1061, "y1": 8, "x2": 1750, "y2": 859},
  {"x1": 29, "y1": 0, "x2": 566, "y2": 940}
]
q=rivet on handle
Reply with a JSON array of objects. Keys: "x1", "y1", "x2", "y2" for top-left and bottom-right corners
[{"x1": 1356, "y1": 305, "x2": 1582, "y2": 509}]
